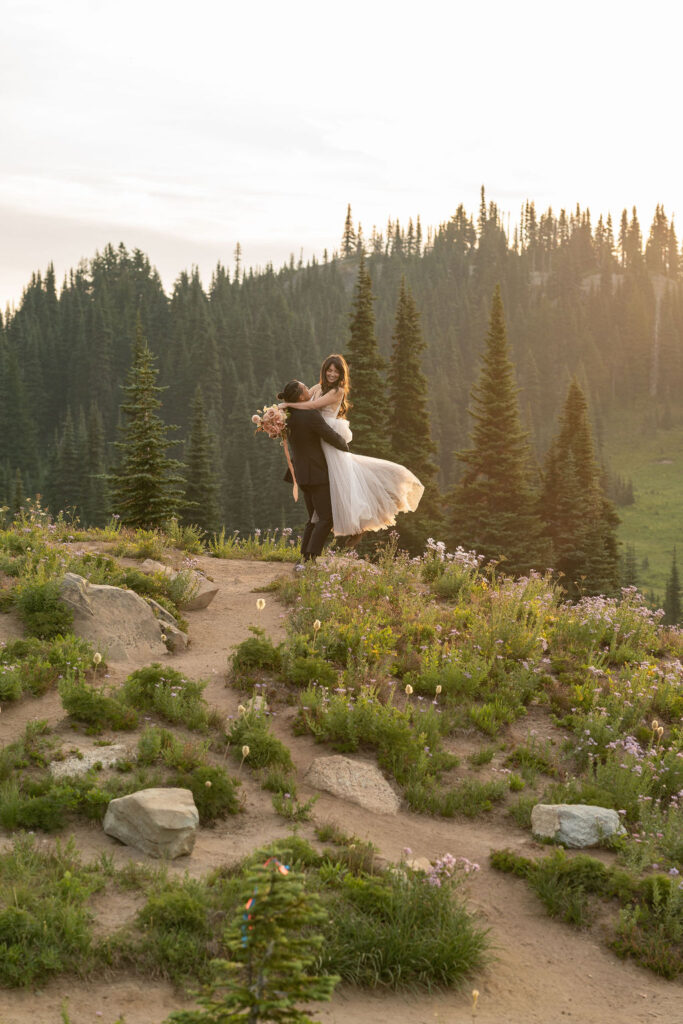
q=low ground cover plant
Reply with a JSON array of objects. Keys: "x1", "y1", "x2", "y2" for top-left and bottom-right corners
[
  {"x1": 491, "y1": 846, "x2": 683, "y2": 978},
  {"x1": 0, "y1": 834, "x2": 487, "y2": 996},
  {"x1": 209, "y1": 526, "x2": 301, "y2": 561},
  {"x1": 0, "y1": 633, "x2": 95, "y2": 701},
  {"x1": 0, "y1": 834, "x2": 103, "y2": 987},
  {"x1": 275, "y1": 542, "x2": 682, "y2": 858},
  {"x1": 122, "y1": 664, "x2": 211, "y2": 730}
]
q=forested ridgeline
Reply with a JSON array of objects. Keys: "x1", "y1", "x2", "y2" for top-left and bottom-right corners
[{"x1": 1, "y1": 194, "x2": 682, "y2": 538}]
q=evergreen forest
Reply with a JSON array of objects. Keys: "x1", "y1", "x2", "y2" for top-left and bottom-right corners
[{"x1": 1, "y1": 192, "x2": 682, "y2": 606}]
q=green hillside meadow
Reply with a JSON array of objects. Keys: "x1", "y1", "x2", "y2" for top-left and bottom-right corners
[{"x1": 606, "y1": 422, "x2": 683, "y2": 599}]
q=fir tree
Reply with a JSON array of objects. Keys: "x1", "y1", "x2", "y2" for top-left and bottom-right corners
[
  {"x1": 169, "y1": 856, "x2": 338, "y2": 1024},
  {"x1": 85, "y1": 401, "x2": 110, "y2": 527},
  {"x1": 11, "y1": 468, "x2": 24, "y2": 518},
  {"x1": 540, "y1": 380, "x2": 620, "y2": 597},
  {"x1": 344, "y1": 255, "x2": 390, "y2": 457},
  {"x1": 56, "y1": 407, "x2": 83, "y2": 517},
  {"x1": 182, "y1": 386, "x2": 220, "y2": 536},
  {"x1": 109, "y1": 319, "x2": 184, "y2": 528},
  {"x1": 621, "y1": 543, "x2": 639, "y2": 588},
  {"x1": 663, "y1": 547, "x2": 681, "y2": 625},
  {"x1": 449, "y1": 286, "x2": 544, "y2": 575},
  {"x1": 387, "y1": 277, "x2": 442, "y2": 549},
  {"x1": 341, "y1": 204, "x2": 356, "y2": 258}
]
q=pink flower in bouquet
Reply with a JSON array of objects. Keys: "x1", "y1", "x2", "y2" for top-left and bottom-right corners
[{"x1": 252, "y1": 403, "x2": 287, "y2": 440}]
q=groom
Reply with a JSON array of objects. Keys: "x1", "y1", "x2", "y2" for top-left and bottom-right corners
[{"x1": 279, "y1": 380, "x2": 349, "y2": 561}]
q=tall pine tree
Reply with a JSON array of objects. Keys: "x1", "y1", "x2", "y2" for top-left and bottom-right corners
[
  {"x1": 449, "y1": 286, "x2": 544, "y2": 574},
  {"x1": 663, "y1": 547, "x2": 681, "y2": 625},
  {"x1": 388, "y1": 277, "x2": 442, "y2": 549},
  {"x1": 539, "y1": 379, "x2": 620, "y2": 597},
  {"x1": 110, "y1": 318, "x2": 184, "y2": 528},
  {"x1": 181, "y1": 385, "x2": 220, "y2": 536},
  {"x1": 344, "y1": 255, "x2": 390, "y2": 457}
]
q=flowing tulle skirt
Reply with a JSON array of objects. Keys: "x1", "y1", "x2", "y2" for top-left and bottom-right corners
[{"x1": 321, "y1": 418, "x2": 424, "y2": 536}]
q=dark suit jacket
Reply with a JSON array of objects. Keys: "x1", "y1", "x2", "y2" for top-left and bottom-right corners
[{"x1": 283, "y1": 407, "x2": 349, "y2": 487}]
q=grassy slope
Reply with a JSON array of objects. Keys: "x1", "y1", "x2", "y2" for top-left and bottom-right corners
[{"x1": 604, "y1": 421, "x2": 683, "y2": 601}]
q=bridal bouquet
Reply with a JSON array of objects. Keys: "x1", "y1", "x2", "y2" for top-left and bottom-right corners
[{"x1": 251, "y1": 403, "x2": 287, "y2": 440}]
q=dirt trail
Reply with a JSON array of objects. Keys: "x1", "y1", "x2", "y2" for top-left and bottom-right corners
[{"x1": 0, "y1": 554, "x2": 680, "y2": 1024}]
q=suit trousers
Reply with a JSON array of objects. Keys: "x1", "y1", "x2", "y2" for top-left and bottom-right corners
[{"x1": 301, "y1": 483, "x2": 334, "y2": 558}]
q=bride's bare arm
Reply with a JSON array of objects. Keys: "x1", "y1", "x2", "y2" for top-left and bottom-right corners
[{"x1": 280, "y1": 387, "x2": 340, "y2": 411}]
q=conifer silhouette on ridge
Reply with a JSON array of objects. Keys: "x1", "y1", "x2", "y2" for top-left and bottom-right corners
[
  {"x1": 110, "y1": 316, "x2": 184, "y2": 529},
  {"x1": 449, "y1": 285, "x2": 544, "y2": 575}
]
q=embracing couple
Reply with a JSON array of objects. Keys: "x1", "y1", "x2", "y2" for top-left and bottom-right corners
[{"x1": 278, "y1": 354, "x2": 424, "y2": 562}]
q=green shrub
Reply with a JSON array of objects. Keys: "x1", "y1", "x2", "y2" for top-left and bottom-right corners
[
  {"x1": 227, "y1": 710, "x2": 293, "y2": 771},
  {"x1": 260, "y1": 767, "x2": 298, "y2": 797},
  {"x1": 272, "y1": 791, "x2": 318, "y2": 822},
  {"x1": 172, "y1": 765, "x2": 242, "y2": 823},
  {"x1": 135, "y1": 877, "x2": 214, "y2": 984},
  {"x1": 286, "y1": 653, "x2": 337, "y2": 689},
  {"x1": 0, "y1": 778, "x2": 77, "y2": 831},
  {"x1": 507, "y1": 795, "x2": 536, "y2": 829},
  {"x1": 59, "y1": 673, "x2": 138, "y2": 733},
  {"x1": 0, "y1": 666, "x2": 22, "y2": 701},
  {"x1": 122, "y1": 664, "x2": 208, "y2": 730},
  {"x1": 489, "y1": 848, "x2": 532, "y2": 878},
  {"x1": 14, "y1": 579, "x2": 73, "y2": 639},
  {"x1": 231, "y1": 627, "x2": 282, "y2": 675},
  {"x1": 468, "y1": 745, "x2": 497, "y2": 767},
  {"x1": 137, "y1": 726, "x2": 209, "y2": 771},
  {"x1": 0, "y1": 634, "x2": 96, "y2": 701},
  {"x1": 0, "y1": 835, "x2": 100, "y2": 986},
  {"x1": 406, "y1": 777, "x2": 507, "y2": 818},
  {"x1": 318, "y1": 860, "x2": 488, "y2": 988},
  {"x1": 164, "y1": 518, "x2": 205, "y2": 554}
]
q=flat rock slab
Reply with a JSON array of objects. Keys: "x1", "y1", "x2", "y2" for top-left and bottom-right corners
[
  {"x1": 305, "y1": 755, "x2": 400, "y2": 814},
  {"x1": 49, "y1": 743, "x2": 132, "y2": 779},
  {"x1": 59, "y1": 573, "x2": 167, "y2": 663},
  {"x1": 104, "y1": 787, "x2": 199, "y2": 859},
  {"x1": 531, "y1": 803, "x2": 626, "y2": 848}
]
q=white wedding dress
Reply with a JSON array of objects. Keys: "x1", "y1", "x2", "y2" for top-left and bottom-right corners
[{"x1": 312, "y1": 390, "x2": 424, "y2": 536}]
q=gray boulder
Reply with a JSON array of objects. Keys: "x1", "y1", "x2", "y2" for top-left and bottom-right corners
[
  {"x1": 531, "y1": 803, "x2": 626, "y2": 848},
  {"x1": 59, "y1": 573, "x2": 167, "y2": 662},
  {"x1": 305, "y1": 755, "x2": 400, "y2": 814},
  {"x1": 146, "y1": 598, "x2": 189, "y2": 650},
  {"x1": 103, "y1": 787, "x2": 199, "y2": 858}
]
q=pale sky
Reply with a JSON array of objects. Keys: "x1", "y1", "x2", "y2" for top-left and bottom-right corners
[{"x1": 1, "y1": 0, "x2": 678, "y2": 309}]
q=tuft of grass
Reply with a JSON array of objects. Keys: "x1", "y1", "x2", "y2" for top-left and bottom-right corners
[
  {"x1": 318, "y1": 856, "x2": 488, "y2": 989},
  {"x1": 227, "y1": 709, "x2": 293, "y2": 772},
  {"x1": 468, "y1": 745, "x2": 497, "y2": 767}
]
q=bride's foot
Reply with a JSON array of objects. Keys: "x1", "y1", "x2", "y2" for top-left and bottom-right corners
[{"x1": 342, "y1": 533, "x2": 364, "y2": 549}]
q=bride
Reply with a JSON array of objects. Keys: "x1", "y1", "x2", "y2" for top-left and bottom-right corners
[{"x1": 279, "y1": 354, "x2": 423, "y2": 537}]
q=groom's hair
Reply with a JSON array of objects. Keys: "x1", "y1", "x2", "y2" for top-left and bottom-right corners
[{"x1": 278, "y1": 380, "x2": 304, "y2": 403}]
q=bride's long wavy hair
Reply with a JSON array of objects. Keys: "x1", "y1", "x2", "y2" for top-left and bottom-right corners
[{"x1": 320, "y1": 354, "x2": 350, "y2": 418}]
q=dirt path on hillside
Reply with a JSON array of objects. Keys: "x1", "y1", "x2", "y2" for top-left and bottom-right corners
[{"x1": 0, "y1": 554, "x2": 680, "y2": 1024}]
